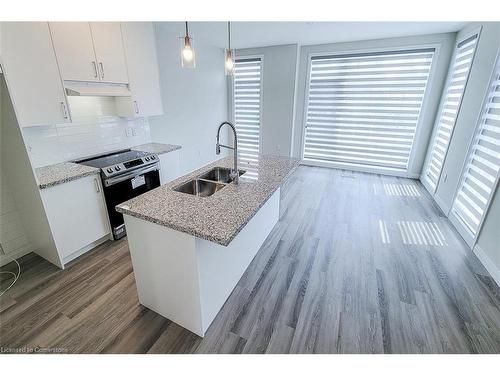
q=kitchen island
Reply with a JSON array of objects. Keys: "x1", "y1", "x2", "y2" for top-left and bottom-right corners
[{"x1": 116, "y1": 154, "x2": 299, "y2": 336}]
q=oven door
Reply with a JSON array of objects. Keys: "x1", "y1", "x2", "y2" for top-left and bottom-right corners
[{"x1": 102, "y1": 163, "x2": 160, "y2": 239}]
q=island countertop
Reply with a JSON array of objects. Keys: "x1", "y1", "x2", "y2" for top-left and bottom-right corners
[{"x1": 116, "y1": 154, "x2": 300, "y2": 246}]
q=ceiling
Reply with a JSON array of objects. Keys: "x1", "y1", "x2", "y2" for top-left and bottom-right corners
[{"x1": 157, "y1": 21, "x2": 467, "y2": 49}]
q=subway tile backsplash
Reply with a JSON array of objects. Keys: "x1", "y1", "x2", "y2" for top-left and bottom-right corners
[{"x1": 23, "y1": 111, "x2": 152, "y2": 168}]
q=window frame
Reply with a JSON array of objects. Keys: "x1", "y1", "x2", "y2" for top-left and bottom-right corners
[
  {"x1": 299, "y1": 42, "x2": 442, "y2": 177},
  {"x1": 421, "y1": 26, "x2": 482, "y2": 195},
  {"x1": 449, "y1": 48, "x2": 500, "y2": 248},
  {"x1": 230, "y1": 54, "x2": 265, "y2": 163}
]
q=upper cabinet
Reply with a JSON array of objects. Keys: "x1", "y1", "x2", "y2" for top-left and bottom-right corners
[
  {"x1": 116, "y1": 22, "x2": 164, "y2": 117},
  {"x1": 1, "y1": 22, "x2": 71, "y2": 127},
  {"x1": 89, "y1": 23, "x2": 129, "y2": 84},
  {"x1": 49, "y1": 22, "x2": 100, "y2": 82},
  {"x1": 1, "y1": 22, "x2": 162, "y2": 127},
  {"x1": 49, "y1": 22, "x2": 129, "y2": 84}
]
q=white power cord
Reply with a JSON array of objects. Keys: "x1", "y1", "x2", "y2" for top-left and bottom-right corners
[{"x1": 0, "y1": 243, "x2": 21, "y2": 297}]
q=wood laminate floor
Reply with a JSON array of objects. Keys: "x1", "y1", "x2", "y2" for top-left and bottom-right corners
[{"x1": 1, "y1": 166, "x2": 500, "y2": 354}]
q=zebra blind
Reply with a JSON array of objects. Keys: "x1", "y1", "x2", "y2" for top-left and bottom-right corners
[
  {"x1": 303, "y1": 48, "x2": 435, "y2": 171},
  {"x1": 424, "y1": 34, "x2": 479, "y2": 191},
  {"x1": 452, "y1": 54, "x2": 500, "y2": 238},
  {"x1": 233, "y1": 58, "x2": 262, "y2": 166}
]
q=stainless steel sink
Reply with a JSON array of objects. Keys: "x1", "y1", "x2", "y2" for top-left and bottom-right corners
[
  {"x1": 198, "y1": 167, "x2": 246, "y2": 184},
  {"x1": 173, "y1": 168, "x2": 246, "y2": 197},
  {"x1": 174, "y1": 179, "x2": 225, "y2": 197}
]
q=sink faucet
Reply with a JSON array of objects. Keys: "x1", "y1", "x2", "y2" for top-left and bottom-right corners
[{"x1": 216, "y1": 121, "x2": 239, "y2": 185}]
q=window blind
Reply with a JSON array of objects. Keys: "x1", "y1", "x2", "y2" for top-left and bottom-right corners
[
  {"x1": 452, "y1": 55, "x2": 500, "y2": 238},
  {"x1": 233, "y1": 58, "x2": 262, "y2": 167},
  {"x1": 303, "y1": 48, "x2": 435, "y2": 171},
  {"x1": 424, "y1": 34, "x2": 479, "y2": 191}
]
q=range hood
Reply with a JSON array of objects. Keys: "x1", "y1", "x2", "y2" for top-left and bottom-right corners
[{"x1": 64, "y1": 81, "x2": 131, "y2": 97}]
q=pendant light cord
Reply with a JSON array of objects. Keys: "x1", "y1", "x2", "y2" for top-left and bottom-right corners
[
  {"x1": 228, "y1": 21, "x2": 231, "y2": 50},
  {"x1": 185, "y1": 21, "x2": 189, "y2": 37}
]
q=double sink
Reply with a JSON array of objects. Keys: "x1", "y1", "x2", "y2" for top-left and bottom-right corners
[{"x1": 174, "y1": 167, "x2": 246, "y2": 197}]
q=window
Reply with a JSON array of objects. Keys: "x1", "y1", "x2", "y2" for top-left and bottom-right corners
[
  {"x1": 424, "y1": 34, "x2": 479, "y2": 192},
  {"x1": 451, "y1": 54, "x2": 500, "y2": 243},
  {"x1": 233, "y1": 58, "x2": 262, "y2": 166},
  {"x1": 302, "y1": 48, "x2": 435, "y2": 172}
]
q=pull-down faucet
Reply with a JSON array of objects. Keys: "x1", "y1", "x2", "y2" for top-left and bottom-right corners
[{"x1": 216, "y1": 121, "x2": 239, "y2": 185}]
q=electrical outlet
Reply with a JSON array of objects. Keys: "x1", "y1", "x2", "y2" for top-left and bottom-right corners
[
  {"x1": 132, "y1": 128, "x2": 138, "y2": 136},
  {"x1": 126, "y1": 128, "x2": 133, "y2": 137},
  {"x1": 443, "y1": 173, "x2": 448, "y2": 183}
]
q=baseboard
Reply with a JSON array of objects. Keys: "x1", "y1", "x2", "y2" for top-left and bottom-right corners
[
  {"x1": 433, "y1": 194, "x2": 450, "y2": 216},
  {"x1": 300, "y1": 159, "x2": 419, "y2": 179},
  {"x1": 62, "y1": 235, "x2": 110, "y2": 266},
  {"x1": 0, "y1": 246, "x2": 33, "y2": 267},
  {"x1": 473, "y1": 244, "x2": 500, "y2": 287}
]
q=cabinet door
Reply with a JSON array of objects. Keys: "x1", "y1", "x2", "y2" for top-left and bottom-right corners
[
  {"x1": 159, "y1": 150, "x2": 181, "y2": 185},
  {"x1": 120, "y1": 22, "x2": 163, "y2": 116},
  {"x1": 41, "y1": 175, "x2": 110, "y2": 261},
  {"x1": 90, "y1": 22, "x2": 129, "y2": 84},
  {"x1": 49, "y1": 22, "x2": 100, "y2": 82},
  {"x1": 1, "y1": 22, "x2": 71, "y2": 127}
]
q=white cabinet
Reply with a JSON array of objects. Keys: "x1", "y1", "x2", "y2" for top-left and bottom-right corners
[
  {"x1": 40, "y1": 175, "x2": 110, "y2": 262},
  {"x1": 49, "y1": 22, "x2": 128, "y2": 84},
  {"x1": 116, "y1": 22, "x2": 164, "y2": 117},
  {"x1": 49, "y1": 22, "x2": 100, "y2": 82},
  {"x1": 159, "y1": 150, "x2": 181, "y2": 185},
  {"x1": 90, "y1": 23, "x2": 129, "y2": 84},
  {"x1": 0, "y1": 22, "x2": 71, "y2": 127}
]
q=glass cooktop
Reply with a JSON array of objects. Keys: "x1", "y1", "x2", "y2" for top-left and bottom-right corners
[{"x1": 76, "y1": 149, "x2": 151, "y2": 169}]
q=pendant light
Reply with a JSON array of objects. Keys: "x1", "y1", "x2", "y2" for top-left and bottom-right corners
[
  {"x1": 181, "y1": 21, "x2": 195, "y2": 69},
  {"x1": 224, "y1": 21, "x2": 235, "y2": 76}
]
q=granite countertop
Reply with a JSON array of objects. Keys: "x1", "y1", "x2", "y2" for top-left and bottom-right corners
[
  {"x1": 36, "y1": 163, "x2": 100, "y2": 189},
  {"x1": 131, "y1": 143, "x2": 181, "y2": 155},
  {"x1": 116, "y1": 154, "x2": 300, "y2": 246}
]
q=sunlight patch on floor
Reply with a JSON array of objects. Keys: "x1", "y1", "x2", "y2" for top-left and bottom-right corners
[
  {"x1": 378, "y1": 219, "x2": 391, "y2": 244},
  {"x1": 383, "y1": 183, "x2": 421, "y2": 197},
  {"x1": 397, "y1": 221, "x2": 447, "y2": 246}
]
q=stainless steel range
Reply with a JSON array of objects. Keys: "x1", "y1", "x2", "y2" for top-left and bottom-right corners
[{"x1": 76, "y1": 149, "x2": 160, "y2": 239}]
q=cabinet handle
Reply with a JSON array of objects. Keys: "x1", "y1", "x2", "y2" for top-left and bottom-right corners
[
  {"x1": 94, "y1": 178, "x2": 100, "y2": 193},
  {"x1": 92, "y1": 61, "x2": 98, "y2": 78},
  {"x1": 133, "y1": 100, "x2": 139, "y2": 114},
  {"x1": 99, "y1": 62, "x2": 105, "y2": 79},
  {"x1": 60, "y1": 102, "x2": 69, "y2": 119}
]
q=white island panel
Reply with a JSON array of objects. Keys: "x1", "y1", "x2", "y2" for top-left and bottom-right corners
[{"x1": 123, "y1": 188, "x2": 280, "y2": 336}]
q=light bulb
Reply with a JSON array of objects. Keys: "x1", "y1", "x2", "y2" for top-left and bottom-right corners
[
  {"x1": 181, "y1": 35, "x2": 195, "y2": 68},
  {"x1": 225, "y1": 57, "x2": 234, "y2": 70},
  {"x1": 225, "y1": 49, "x2": 235, "y2": 75},
  {"x1": 182, "y1": 45, "x2": 193, "y2": 62}
]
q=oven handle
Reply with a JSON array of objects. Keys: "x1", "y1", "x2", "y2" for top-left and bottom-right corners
[{"x1": 103, "y1": 163, "x2": 159, "y2": 187}]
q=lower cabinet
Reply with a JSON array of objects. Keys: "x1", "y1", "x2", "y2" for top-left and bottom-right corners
[
  {"x1": 40, "y1": 175, "x2": 111, "y2": 263},
  {"x1": 159, "y1": 150, "x2": 181, "y2": 185}
]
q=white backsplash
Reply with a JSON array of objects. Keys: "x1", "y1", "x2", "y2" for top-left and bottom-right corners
[{"x1": 22, "y1": 97, "x2": 152, "y2": 168}]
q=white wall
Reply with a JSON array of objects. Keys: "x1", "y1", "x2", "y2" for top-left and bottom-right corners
[
  {"x1": 149, "y1": 22, "x2": 230, "y2": 175},
  {"x1": 234, "y1": 44, "x2": 299, "y2": 157},
  {"x1": 291, "y1": 33, "x2": 456, "y2": 177}
]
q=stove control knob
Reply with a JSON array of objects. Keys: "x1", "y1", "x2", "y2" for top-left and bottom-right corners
[
  {"x1": 145, "y1": 157, "x2": 150, "y2": 161},
  {"x1": 151, "y1": 155, "x2": 155, "y2": 160},
  {"x1": 115, "y1": 166, "x2": 121, "y2": 171},
  {"x1": 107, "y1": 168, "x2": 113, "y2": 173}
]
